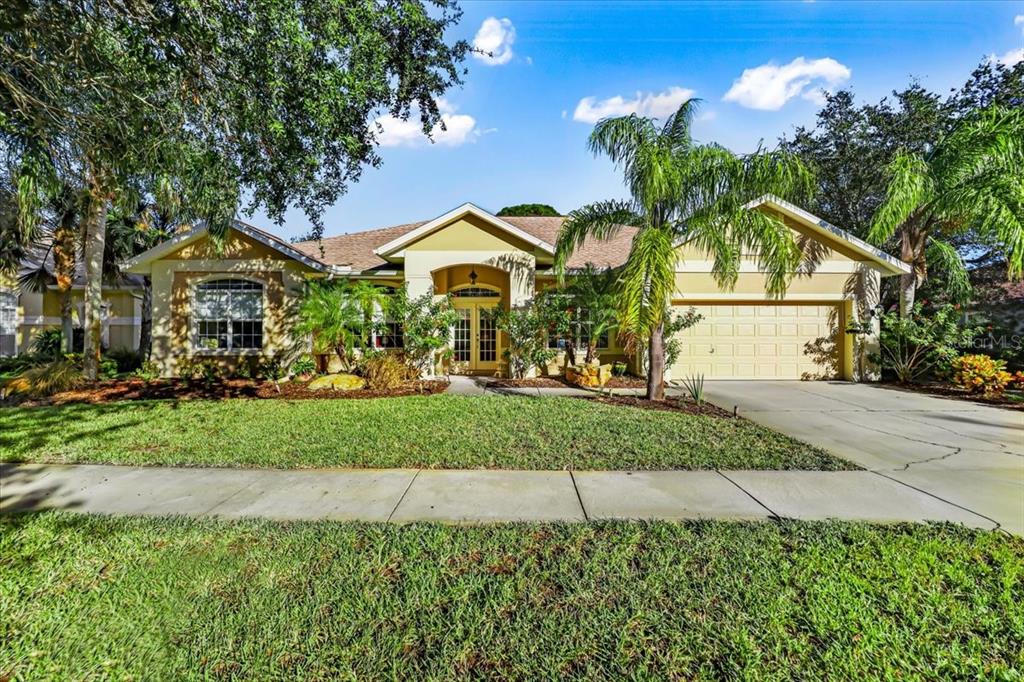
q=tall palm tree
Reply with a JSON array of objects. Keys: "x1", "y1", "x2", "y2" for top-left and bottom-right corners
[
  {"x1": 869, "y1": 105, "x2": 1024, "y2": 315},
  {"x1": 555, "y1": 99, "x2": 813, "y2": 400}
]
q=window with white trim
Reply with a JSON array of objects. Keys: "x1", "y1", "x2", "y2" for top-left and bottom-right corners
[
  {"x1": 545, "y1": 302, "x2": 609, "y2": 350},
  {"x1": 373, "y1": 288, "x2": 403, "y2": 349},
  {"x1": 194, "y1": 279, "x2": 263, "y2": 350},
  {"x1": 0, "y1": 290, "x2": 16, "y2": 357}
]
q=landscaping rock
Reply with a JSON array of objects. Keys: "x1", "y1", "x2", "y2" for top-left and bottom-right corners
[{"x1": 308, "y1": 373, "x2": 366, "y2": 391}]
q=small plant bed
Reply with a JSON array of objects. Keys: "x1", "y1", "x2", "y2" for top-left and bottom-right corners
[
  {"x1": 490, "y1": 376, "x2": 571, "y2": 389},
  {"x1": 2, "y1": 377, "x2": 449, "y2": 407},
  {"x1": 589, "y1": 394, "x2": 731, "y2": 417},
  {"x1": 0, "y1": 394, "x2": 851, "y2": 470},
  {"x1": 879, "y1": 381, "x2": 1024, "y2": 410},
  {"x1": 2, "y1": 514, "x2": 1022, "y2": 680}
]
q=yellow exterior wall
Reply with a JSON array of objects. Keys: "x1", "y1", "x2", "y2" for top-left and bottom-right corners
[
  {"x1": 148, "y1": 228, "x2": 319, "y2": 376},
  {"x1": 404, "y1": 214, "x2": 538, "y2": 254},
  {"x1": 17, "y1": 288, "x2": 141, "y2": 352}
]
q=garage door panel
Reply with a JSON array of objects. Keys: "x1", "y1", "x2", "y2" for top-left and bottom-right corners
[{"x1": 671, "y1": 303, "x2": 841, "y2": 380}]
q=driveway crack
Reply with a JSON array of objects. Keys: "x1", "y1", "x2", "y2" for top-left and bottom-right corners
[{"x1": 894, "y1": 447, "x2": 963, "y2": 471}]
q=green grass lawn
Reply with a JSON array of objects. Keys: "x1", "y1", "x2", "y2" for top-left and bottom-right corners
[
  {"x1": 0, "y1": 395, "x2": 851, "y2": 470},
  {"x1": 1, "y1": 514, "x2": 1021, "y2": 679}
]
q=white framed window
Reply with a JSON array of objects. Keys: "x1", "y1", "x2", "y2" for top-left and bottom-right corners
[
  {"x1": 193, "y1": 279, "x2": 263, "y2": 351},
  {"x1": 545, "y1": 302, "x2": 609, "y2": 351},
  {"x1": 0, "y1": 290, "x2": 16, "y2": 357}
]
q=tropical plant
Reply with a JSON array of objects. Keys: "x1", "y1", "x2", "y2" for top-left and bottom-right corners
[
  {"x1": 872, "y1": 304, "x2": 978, "y2": 383},
  {"x1": 386, "y1": 287, "x2": 459, "y2": 377},
  {"x1": 295, "y1": 282, "x2": 366, "y2": 373},
  {"x1": 132, "y1": 360, "x2": 160, "y2": 383},
  {"x1": 359, "y1": 351, "x2": 413, "y2": 390},
  {"x1": 289, "y1": 354, "x2": 317, "y2": 378},
  {"x1": 868, "y1": 106, "x2": 1024, "y2": 315},
  {"x1": 3, "y1": 358, "x2": 83, "y2": 398},
  {"x1": 30, "y1": 328, "x2": 63, "y2": 358},
  {"x1": 949, "y1": 354, "x2": 1012, "y2": 396},
  {"x1": 492, "y1": 301, "x2": 557, "y2": 379},
  {"x1": 679, "y1": 373, "x2": 705, "y2": 406},
  {"x1": 565, "y1": 265, "x2": 618, "y2": 364},
  {"x1": 555, "y1": 98, "x2": 811, "y2": 399}
]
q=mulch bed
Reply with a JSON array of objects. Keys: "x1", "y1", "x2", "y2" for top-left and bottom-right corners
[
  {"x1": 878, "y1": 381, "x2": 1024, "y2": 411},
  {"x1": 588, "y1": 394, "x2": 734, "y2": 417},
  {"x1": 490, "y1": 375, "x2": 656, "y2": 390},
  {"x1": 6, "y1": 378, "x2": 449, "y2": 406}
]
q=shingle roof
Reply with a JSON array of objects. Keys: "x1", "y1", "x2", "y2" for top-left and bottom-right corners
[{"x1": 291, "y1": 216, "x2": 636, "y2": 271}]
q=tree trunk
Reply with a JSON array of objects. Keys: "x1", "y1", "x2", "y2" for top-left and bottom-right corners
[
  {"x1": 81, "y1": 191, "x2": 108, "y2": 380},
  {"x1": 139, "y1": 276, "x2": 153, "y2": 360},
  {"x1": 898, "y1": 223, "x2": 928, "y2": 317},
  {"x1": 646, "y1": 321, "x2": 665, "y2": 401},
  {"x1": 59, "y1": 290, "x2": 73, "y2": 353}
]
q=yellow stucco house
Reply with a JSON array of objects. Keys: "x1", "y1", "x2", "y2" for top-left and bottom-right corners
[{"x1": 1, "y1": 197, "x2": 910, "y2": 380}]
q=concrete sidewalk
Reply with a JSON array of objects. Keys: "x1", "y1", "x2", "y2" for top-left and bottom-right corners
[{"x1": 0, "y1": 463, "x2": 1004, "y2": 531}]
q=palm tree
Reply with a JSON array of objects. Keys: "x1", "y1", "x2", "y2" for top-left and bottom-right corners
[
  {"x1": 868, "y1": 105, "x2": 1024, "y2": 315},
  {"x1": 564, "y1": 264, "x2": 618, "y2": 364},
  {"x1": 295, "y1": 281, "x2": 373, "y2": 372},
  {"x1": 555, "y1": 99, "x2": 813, "y2": 400}
]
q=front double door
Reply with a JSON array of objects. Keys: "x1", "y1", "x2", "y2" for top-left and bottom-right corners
[{"x1": 452, "y1": 301, "x2": 499, "y2": 373}]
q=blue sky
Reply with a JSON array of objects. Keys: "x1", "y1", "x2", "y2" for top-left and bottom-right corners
[{"x1": 253, "y1": 0, "x2": 1024, "y2": 241}]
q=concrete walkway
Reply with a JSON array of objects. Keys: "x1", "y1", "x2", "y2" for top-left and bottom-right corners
[
  {"x1": 701, "y1": 381, "x2": 1024, "y2": 535},
  {"x1": 0, "y1": 462, "x2": 1002, "y2": 530}
]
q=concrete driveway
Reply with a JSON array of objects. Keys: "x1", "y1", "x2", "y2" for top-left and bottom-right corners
[{"x1": 700, "y1": 381, "x2": 1024, "y2": 535}]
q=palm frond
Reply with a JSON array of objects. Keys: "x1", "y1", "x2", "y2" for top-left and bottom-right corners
[
  {"x1": 554, "y1": 200, "x2": 642, "y2": 278},
  {"x1": 616, "y1": 226, "x2": 677, "y2": 337},
  {"x1": 659, "y1": 98, "x2": 702, "y2": 151},
  {"x1": 587, "y1": 115, "x2": 658, "y2": 170},
  {"x1": 925, "y1": 238, "x2": 972, "y2": 304},
  {"x1": 868, "y1": 151, "x2": 933, "y2": 245}
]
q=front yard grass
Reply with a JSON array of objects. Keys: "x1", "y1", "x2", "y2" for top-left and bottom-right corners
[
  {"x1": 2, "y1": 513, "x2": 1021, "y2": 679},
  {"x1": 0, "y1": 394, "x2": 851, "y2": 470}
]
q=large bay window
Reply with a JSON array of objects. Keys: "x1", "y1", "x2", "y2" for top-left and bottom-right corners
[{"x1": 194, "y1": 279, "x2": 263, "y2": 351}]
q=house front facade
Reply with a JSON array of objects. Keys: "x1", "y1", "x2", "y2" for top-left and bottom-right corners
[{"x1": 2, "y1": 197, "x2": 910, "y2": 380}]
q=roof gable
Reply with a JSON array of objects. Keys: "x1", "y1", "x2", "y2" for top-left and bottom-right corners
[{"x1": 373, "y1": 203, "x2": 555, "y2": 259}]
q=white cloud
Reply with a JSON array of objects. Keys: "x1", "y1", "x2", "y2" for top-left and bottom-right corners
[
  {"x1": 723, "y1": 57, "x2": 851, "y2": 110},
  {"x1": 374, "y1": 99, "x2": 482, "y2": 148},
  {"x1": 572, "y1": 86, "x2": 696, "y2": 124},
  {"x1": 990, "y1": 47, "x2": 1024, "y2": 66},
  {"x1": 472, "y1": 17, "x2": 515, "y2": 65},
  {"x1": 1016, "y1": 15, "x2": 1024, "y2": 32}
]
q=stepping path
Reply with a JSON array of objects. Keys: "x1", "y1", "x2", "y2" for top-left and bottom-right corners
[{"x1": 0, "y1": 463, "x2": 1004, "y2": 532}]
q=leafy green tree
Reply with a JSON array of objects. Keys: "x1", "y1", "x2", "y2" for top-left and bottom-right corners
[
  {"x1": 868, "y1": 106, "x2": 1024, "y2": 315},
  {"x1": 492, "y1": 302, "x2": 556, "y2": 379},
  {"x1": 496, "y1": 204, "x2": 561, "y2": 217},
  {"x1": 555, "y1": 99, "x2": 812, "y2": 399},
  {"x1": 2, "y1": 0, "x2": 468, "y2": 378},
  {"x1": 386, "y1": 287, "x2": 459, "y2": 377}
]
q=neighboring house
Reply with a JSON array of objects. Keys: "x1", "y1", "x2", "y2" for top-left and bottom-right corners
[
  {"x1": 0, "y1": 264, "x2": 144, "y2": 358},
  {"x1": 5, "y1": 196, "x2": 910, "y2": 379},
  {"x1": 967, "y1": 262, "x2": 1024, "y2": 334}
]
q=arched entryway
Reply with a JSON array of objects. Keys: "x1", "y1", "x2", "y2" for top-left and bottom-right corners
[{"x1": 432, "y1": 264, "x2": 508, "y2": 375}]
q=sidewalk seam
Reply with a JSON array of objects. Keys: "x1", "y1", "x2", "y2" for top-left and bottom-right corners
[
  {"x1": 715, "y1": 470, "x2": 780, "y2": 519},
  {"x1": 568, "y1": 470, "x2": 589, "y2": 522},
  {"x1": 387, "y1": 469, "x2": 421, "y2": 523},
  {"x1": 869, "y1": 470, "x2": 1004, "y2": 534}
]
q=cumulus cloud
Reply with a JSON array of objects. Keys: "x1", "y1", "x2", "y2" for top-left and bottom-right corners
[
  {"x1": 1016, "y1": 14, "x2": 1024, "y2": 32},
  {"x1": 723, "y1": 57, "x2": 851, "y2": 110},
  {"x1": 374, "y1": 99, "x2": 482, "y2": 148},
  {"x1": 472, "y1": 17, "x2": 515, "y2": 65},
  {"x1": 572, "y1": 86, "x2": 696, "y2": 124},
  {"x1": 991, "y1": 48, "x2": 1024, "y2": 66}
]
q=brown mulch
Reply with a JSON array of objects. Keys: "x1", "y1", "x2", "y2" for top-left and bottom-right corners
[
  {"x1": 604, "y1": 376, "x2": 651, "y2": 389},
  {"x1": 489, "y1": 376, "x2": 570, "y2": 388},
  {"x1": 878, "y1": 381, "x2": 1024, "y2": 411},
  {"x1": 588, "y1": 394, "x2": 734, "y2": 417},
  {"x1": 7, "y1": 378, "x2": 449, "y2": 407}
]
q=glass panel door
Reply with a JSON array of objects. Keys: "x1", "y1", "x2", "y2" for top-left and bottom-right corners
[
  {"x1": 453, "y1": 307, "x2": 472, "y2": 363},
  {"x1": 475, "y1": 304, "x2": 499, "y2": 369}
]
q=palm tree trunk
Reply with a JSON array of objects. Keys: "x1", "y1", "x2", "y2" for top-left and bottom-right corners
[
  {"x1": 139, "y1": 276, "x2": 153, "y2": 360},
  {"x1": 646, "y1": 321, "x2": 665, "y2": 401},
  {"x1": 81, "y1": 189, "x2": 108, "y2": 381},
  {"x1": 898, "y1": 223, "x2": 928, "y2": 317},
  {"x1": 59, "y1": 290, "x2": 73, "y2": 353}
]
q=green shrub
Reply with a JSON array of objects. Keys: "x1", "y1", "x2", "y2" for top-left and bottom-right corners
[
  {"x1": 360, "y1": 352, "x2": 411, "y2": 390},
  {"x1": 132, "y1": 361, "x2": 161, "y2": 382},
  {"x1": 257, "y1": 356, "x2": 284, "y2": 382},
  {"x1": 949, "y1": 354, "x2": 1012, "y2": 396},
  {"x1": 179, "y1": 357, "x2": 223, "y2": 386},
  {"x1": 679, "y1": 373, "x2": 705, "y2": 405},
  {"x1": 290, "y1": 354, "x2": 317, "y2": 377},
  {"x1": 105, "y1": 348, "x2": 142, "y2": 374},
  {"x1": 4, "y1": 359, "x2": 84, "y2": 398},
  {"x1": 493, "y1": 302, "x2": 556, "y2": 379},
  {"x1": 98, "y1": 356, "x2": 119, "y2": 379},
  {"x1": 872, "y1": 304, "x2": 978, "y2": 383},
  {"x1": 31, "y1": 328, "x2": 63, "y2": 358}
]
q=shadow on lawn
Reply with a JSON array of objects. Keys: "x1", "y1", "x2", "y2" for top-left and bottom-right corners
[{"x1": 0, "y1": 400, "x2": 171, "y2": 455}]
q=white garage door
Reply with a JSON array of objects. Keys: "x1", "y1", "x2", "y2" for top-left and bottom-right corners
[{"x1": 670, "y1": 303, "x2": 841, "y2": 380}]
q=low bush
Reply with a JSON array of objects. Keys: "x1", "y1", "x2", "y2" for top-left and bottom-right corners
[
  {"x1": 132, "y1": 360, "x2": 161, "y2": 382},
  {"x1": 257, "y1": 356, "x2": 284, "y2": 382},
  {"x1": 949, "y1": 354, "x2": 1013, "y2": 396},
  {"x1": 99, "y1": 356, "x2": 119, "y2": 380},
  {"x1": 873, "y1": 304, "x2": 978, "y2": 383},
  {"x1": 105, "y1": 348, "x2": 142, "y2": 374},
  {"x1": 289, "y1": 354, "x2": 317, "y2": 377},
  {"x1": 31, "y1": 328, "x2": 64, "y2": 357},
  {"x1": 3, "y1": 359, "x2": 84, "y2": 398},
  {"x1": 360, "y1": 352, "x2": 411, "y2": 390},
  {"x1": 179, "y1": 357, "x2": 223, "y2": 386}
]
